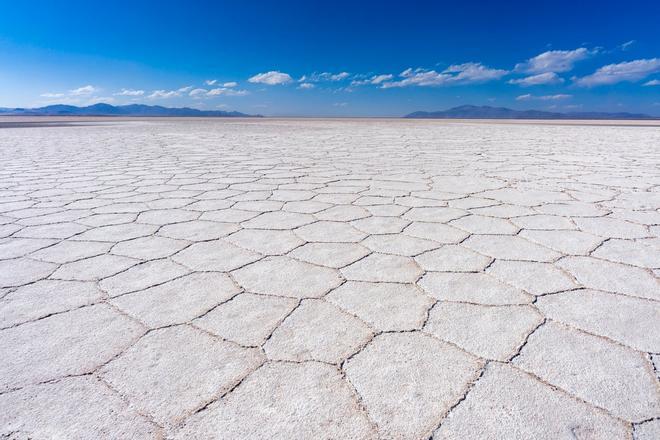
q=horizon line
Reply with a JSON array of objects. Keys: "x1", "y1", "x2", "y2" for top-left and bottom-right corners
[{"x1": 1, "y1": 102, "x2": 658, "y2": 119}]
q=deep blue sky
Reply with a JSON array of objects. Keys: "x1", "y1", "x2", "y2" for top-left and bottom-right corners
[{"x1": 1, "y1": 0, "x2": 659, "y2": 116}]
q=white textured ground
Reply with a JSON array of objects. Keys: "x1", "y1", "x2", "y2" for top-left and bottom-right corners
[{"x1": 0, "y1": 118, "x2": 659, "y2": 439}]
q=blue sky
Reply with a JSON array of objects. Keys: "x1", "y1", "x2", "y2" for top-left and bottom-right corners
[{"x1": 1, "y1": 0, "x2": 659, "y2": 116}]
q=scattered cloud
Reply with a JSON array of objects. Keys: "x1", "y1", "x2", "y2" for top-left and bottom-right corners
[
  {"x1": 300, "y1": 72, "x2": 350, "y2": 82},
  {"x1": 515, "y1": 48, "x2": 593, "y2": 74},
  {"x1": 574, "y1": 58, "x2": 660, "y2": 86},
  {"x1": 40, "y1": 85, "x2": 103, "y2": 101},
  {"x1": 69, "y1": 85, "x2": 98, "y2": 96},
  {"x1": 147, "y1": 85, "x2": 197, "y2": 99},
  {"x1": 516, "y1": 93, "x2": 572, "y2": 101},
  {"x1": 350, "y1": 74, "x2": 393, "y2": 86},
  {"x1": 189, "y1": 88, "x2": 208, "y2": 97},
  {"x1": 148, "y1": 90, "x2": 180, "y2": 99},
  {"x1": 619, "y1": 40, "x2": 636, "y2": 51},
  {"x1": 207, "y1": 87, "x2": 248, "y2": 96},
  {"x1": 205, "y1": 80, "x2": 237, "y2": 87},
  {"x1": 333, "y1": 72, "x2": 350, "y2": 81},
  {"x1": 40, "y1": 92, "x2": 65, "y2": 98},
  {"x1": 381, "y1": 63, "x2": 507, "y2": 88},
  {"x1": 370, "y1": 74, "x2": 393, "y2": 85},
  {"x1": 508, "y1": 72, "x2": 564, "y2": 86},
  {"x1": 444, "y1": 63, "x2": 508, "y2": 82},
  {"x1": 248, "y1": 71, "x2": 293, "y2": 85},
  {"x1": 115, "y1": 89, "x2": 144, "y2": 96},
  {"x1": 34, "y1": 49, "x2": 660, "y2": 110},
  {"x1": 544, "y1": 94, "x2": 572, "y2": 100},
  {"x1": 381, "y1": 68, "x2": 449, "y2": 88}
]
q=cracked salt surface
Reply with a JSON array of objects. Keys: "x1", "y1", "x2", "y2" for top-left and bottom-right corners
[{"x1": 0, "y1": 118, "x2": 659, "y2": 439}]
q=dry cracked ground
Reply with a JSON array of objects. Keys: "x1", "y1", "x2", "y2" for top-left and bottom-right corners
[{"x1": 0, "y1": 118, "x2": 659, "y2": 440}]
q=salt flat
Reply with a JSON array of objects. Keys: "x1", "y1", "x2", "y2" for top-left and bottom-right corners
[{"x1": 0, "y1": 118, "x2": 659, "y2": 439}]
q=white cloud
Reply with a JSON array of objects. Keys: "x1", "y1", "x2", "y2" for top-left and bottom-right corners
[
  {"x1": 381, "y1": 63, "x2": 507, "y2": 88},
  {"x1": 381, "y1": 68, "x2": 450, "y2": 88},
  {"x1": 444, "y1": 62, "x2": 508, "y2": 82},
  {"x1": 300, "y1": 72, "x2": 351, "y2": 82},
  {"x1": 333, "y1": 102, "x2": 348, "y2": 107},
  {"x1": 146, "y1": 86, "x2": 198, "y2": 99},
  {"x1": 619, "y1": 40, "x2": 636, "y2": 51},
  {"x1": 189, "y1": 88, "x2": 208, "y2": 96},
  {"x1": 40, "y1": 92, "x2": 65, "y2": 98},
  {"x1": 516, "y1": 93, "x2": 572, "y2": 101},
  {"x1": 574, "y1": 58, "x2": 660, "y2": 86},
  {"x1": 370, "y1": 74, "x2": 393, "y2": 84},
  {"x1": 643, "y1": 79, "x2": 660, "y2": 86},
  {"x1": 205, "y1": 80, "x2": 237, "y2": 87},
  {"x1": 148, "y1": 90, "x2": 180, "y2": 99},
  {"x1": 248, "y1": 71, "x2": 293, "y2": 85},
  {"x1": 330, "y1": 72, "x2": 350, "y2": 81},
  {"x1": 41, "y1": 85, "x2": 104, "y2": 100},
  {"x1": 508, "y1": 72, "x2": 564, "y2": 86},
  {"x1": 115, "y1": 89, "x2": 145, "y2": 96},
  {"x1": 298, "y1": 83, "x2": 315, "y2": 89},
  {"x1": 540, "y1": 94, "x2": 572, "y2": 100},
  {"x1": 515, "y1": 48, "x2": 592, "y2": 74},
  {"x1": 350, "y1": 74, "x2": 394, "y2": 86},
  {"x1": 391, "y1": 69, "x2": 448, "y2": 87},
  {"x1": 69, "y1": 85, "x2": 98, "y2": 96},
  {"x1": 207, "y1": 87, "x2": 248, "y2": 96}
]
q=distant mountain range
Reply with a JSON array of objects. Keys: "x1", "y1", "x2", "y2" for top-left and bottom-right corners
[
  {"x1": 405, "y1": 105, "x2": 655, "y2": 120},
  {"x1": 0, "y1": 103, "x2": 655, "y2": 120},
  {"x1": 0, "y1": 103, "x2": 259, "y2": 117}
]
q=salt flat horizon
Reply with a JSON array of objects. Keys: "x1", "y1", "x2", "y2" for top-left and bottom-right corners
[
  {"x1": 1, "y1": 118, "x2": 658, "y2": 439},
  {"x1": 3, "y1": 115, "x2": 660, "y2": 127}
]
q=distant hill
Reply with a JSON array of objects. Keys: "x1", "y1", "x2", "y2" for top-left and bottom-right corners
[
  {"x1": 0, "y1": 103, "x2": 259, "y2": 117},
  {"x1": 405, "y1": 105, "x2": 654, "y2": 120}
]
